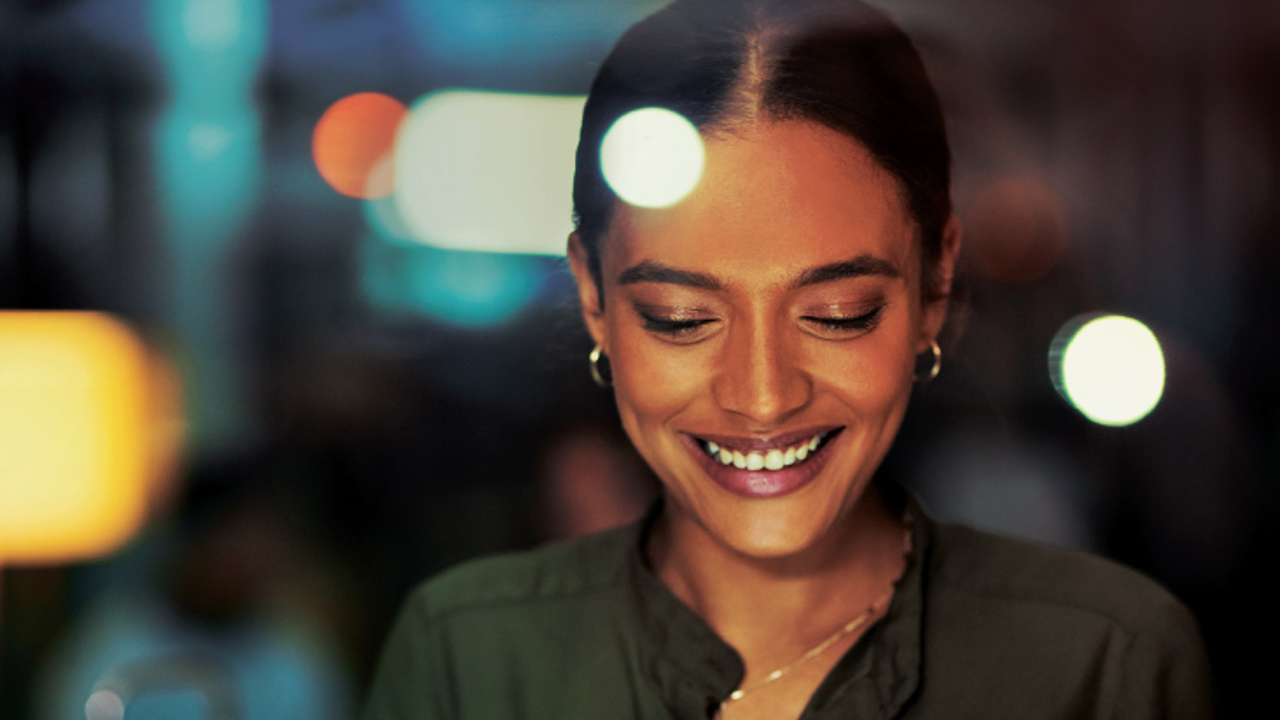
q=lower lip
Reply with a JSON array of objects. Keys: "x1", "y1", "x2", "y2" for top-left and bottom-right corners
[{"x1": 681, "y1": 430, "x2": 841, "y2": 499}]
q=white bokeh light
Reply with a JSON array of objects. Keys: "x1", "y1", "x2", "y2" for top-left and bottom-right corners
[
  {"x1": 1054, "y1": 315, "x2": 1166, "y2": 427},
  {"x1": 85, "y1": 690, "x2": 126, "y2": 720},
  {"x1": 393, "y1": 90, "x2": 585, "y2": 255},
  {"x1": 600, "y1": 107, "x2": 705, "y2": 209}
]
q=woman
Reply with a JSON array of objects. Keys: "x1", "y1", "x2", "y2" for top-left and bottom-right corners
[{"x1": 364, "y1": 1, "x2": 1212, "y2": 718}]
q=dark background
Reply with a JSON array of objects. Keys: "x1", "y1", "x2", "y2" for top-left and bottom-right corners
[{"x1": 2, "y1": 0, "x2": 1276, "y2": 718}]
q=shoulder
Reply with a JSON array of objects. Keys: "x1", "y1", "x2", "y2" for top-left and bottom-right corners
[
  {"x1": 925, "y1": 519, "x2": 1198, "y2": 642},
  {"x1": 915, "y1": 520, "x2": 1213, "y2": 718},
  {"x1": 402, "y1": 522, "x2": 638, "y2": 623},
  {"x1": 366, "y1": 523, "x2": 651, "y2": 719}
]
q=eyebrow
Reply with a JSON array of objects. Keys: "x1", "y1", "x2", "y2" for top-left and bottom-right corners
[
  {"x1": 617, "y1": 260, "x2": 723, "y2": 290},
  {"x1": 791, "y1": 254, "x2": 901, "y2": 288},
  {"x1": 616, "y1": 254, "x2": 899, "y2": 291}
]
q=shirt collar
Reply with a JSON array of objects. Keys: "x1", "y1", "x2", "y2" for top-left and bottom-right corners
[{"x1": 622, "y1": 487, "x2": 929, "y2": 719}]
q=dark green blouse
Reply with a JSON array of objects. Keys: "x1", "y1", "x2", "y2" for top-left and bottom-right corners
[{"x1": 363, "y1": 497, "x2": 1212, "y2": 719}]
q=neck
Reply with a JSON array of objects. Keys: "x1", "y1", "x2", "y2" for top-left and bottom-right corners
[{"x1": 650, "y1": 485, "x2": 906, "y2": 657}]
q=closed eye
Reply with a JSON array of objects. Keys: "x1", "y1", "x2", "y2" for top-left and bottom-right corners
[
  {"x1": 801, "y1": 306, "x2": 885, "y2": 337},
  {"x1": 639, "y1": 312, "x2": 718, "y2": 341},
  {"x1": 645, "y1": 312, "x2": 716, "y2": 335}
]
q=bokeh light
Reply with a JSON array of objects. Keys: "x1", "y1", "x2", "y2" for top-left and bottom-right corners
[
  {"x1": 150, "y1": 0, "x2": 267, "y2": 107},
  {"x1": 393, "y1": 90, "x2": 585, "y2": 255},
  {"x1": 0, "y1": 313, "x2": 154, "y2": 564},
  {"x1": 364, "y1": 190, "x2": 416, "y2": 245},
  {"x1": 1051, "y1": 314, "x2": 1166, "y2": 426},
  {"x1": 182, "y1": 0, "x2": 243, "y2": 52},
  {"x1": 360, "y1": 237, "x2": 549, "y2": 328},
  {"x1": 151, "y1": 0, "x2": 265, "y2": 449},
  {"x1": 187, "y1": 122, "x2": 233, "y2": 162},
  {"x1": 85, "y1": 690, "x2": 126, "y2": 720},
  {"x1": 964, "y1": 175, "x2": 1069, "y2": 283},
  {"x1": 313, "y1": 92, "x2": 408, "y2": 199},
  {"x1": 600, "y1": 107, "x2": 705, "y2": 209}
]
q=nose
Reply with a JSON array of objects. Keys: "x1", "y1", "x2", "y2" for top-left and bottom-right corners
[{"x1": 711, "y1": 315, "x2": 813, "y2": 425}]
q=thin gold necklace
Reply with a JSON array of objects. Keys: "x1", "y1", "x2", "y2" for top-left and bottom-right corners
[
  {"x1": 718, "y1": 586, "x2": 894, "y2": 706},
  {"x1": 718, "y1": 523, "x2": 912, "y2": 710}
]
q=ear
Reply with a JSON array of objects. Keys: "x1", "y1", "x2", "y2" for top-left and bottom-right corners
[
  {"x1": 568, "y1": 232, "x2": 608, "y2": 351},
  {"x1": 918, "y1": 216, "x2": 962, "y2": 352}
]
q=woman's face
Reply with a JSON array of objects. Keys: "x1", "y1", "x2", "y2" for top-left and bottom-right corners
[{"x1": 570, "y1": 120, "x2": 957, "y2": 560}]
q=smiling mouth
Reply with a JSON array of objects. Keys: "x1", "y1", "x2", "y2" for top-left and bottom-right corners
[{"x1": 695, "y1": 430, "x2": 838, "y2": 471}]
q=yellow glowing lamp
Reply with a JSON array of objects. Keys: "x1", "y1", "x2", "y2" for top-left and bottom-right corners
[{"x1": 0, "y1": 313, "x2": 162, "y2": 565}]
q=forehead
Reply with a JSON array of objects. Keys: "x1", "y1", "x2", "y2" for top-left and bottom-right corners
[{"x1": 606, "y1": 120, "x2": 918, "y2": 286}]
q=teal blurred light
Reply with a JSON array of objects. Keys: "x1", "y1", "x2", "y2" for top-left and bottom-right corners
[
  {"x1": 359, "y1": 233, "x2": 550, "y2": 329},
  {"x1": 150, "y1": 0, "x2": 267, "y2": 231},
  {"x1": 149, "y1": 0, "x2": 267, "y2": 451},
  {"x1": 156, "y1": 110, "x2": 261, "y2": 231},
  {"x1": 362, "y1": 194, "x2": 552, "y2": 328},
  {"x1": 150, "y1": 0, "x2": 268, "y2": 109}
]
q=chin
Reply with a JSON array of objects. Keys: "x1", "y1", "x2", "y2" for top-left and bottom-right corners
[{"x1": 704, "y1": 495, "x2": 847, "y2": 561}]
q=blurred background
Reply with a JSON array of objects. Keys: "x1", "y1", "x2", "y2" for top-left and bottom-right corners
[{"x1": 1, "y1": 0, "x2": 1275, "y2": 718}]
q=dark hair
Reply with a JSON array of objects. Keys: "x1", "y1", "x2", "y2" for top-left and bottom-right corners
[{"x1": 572, "y1": 0, "x2": 952, "y2": 303}]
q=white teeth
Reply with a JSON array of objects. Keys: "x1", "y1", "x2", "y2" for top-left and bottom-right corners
[
  {"x1": 702, "y1": 432, "x2": 829, "y2": 471},
  {"x1": 764, "y1": 449, "x2": 784, "y2": 470}
]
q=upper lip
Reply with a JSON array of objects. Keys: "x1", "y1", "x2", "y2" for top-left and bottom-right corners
[{"x1": 686, "y1": 425, "x2": 842, "y2": 452}]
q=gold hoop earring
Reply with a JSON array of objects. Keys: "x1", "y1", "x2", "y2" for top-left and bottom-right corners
[
  {"x1": 915, "y1": 340, "x2": 942, "y2": 383},
  {"x1": 589, "y1": 345, "x2": 612, "y2": 388}
]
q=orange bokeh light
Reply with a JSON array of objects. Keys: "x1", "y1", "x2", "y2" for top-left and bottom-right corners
[{"x1": 313, "y1": 92, "x2": 408, "y2": 199}]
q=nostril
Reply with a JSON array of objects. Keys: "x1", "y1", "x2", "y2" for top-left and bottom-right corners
[{"x1": 712, "y1": 374, "x2": 813, "y2": 424}]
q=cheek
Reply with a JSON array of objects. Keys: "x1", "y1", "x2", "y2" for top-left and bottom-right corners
[
  {"x1": 607, "y1": 325, "x2": 706, "y2": 431},
  {"x1": 809, "y1": 322, "x2": 916, "y2": 411}
]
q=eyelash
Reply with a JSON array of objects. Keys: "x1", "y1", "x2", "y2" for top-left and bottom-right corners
[
  {"x1": 640, "y1": 314, "x2": 716, "y2": 338},
  {"x1": 802, "y1": 306, "x2": 885, "y2": 335},
  {"x1": 638, "y1": 305, "x2": 885, "y2": 340}
]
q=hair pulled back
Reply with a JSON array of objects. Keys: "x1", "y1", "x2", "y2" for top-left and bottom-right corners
[{"x1": 572, "y1": 0, "x2": 952, "y2": 302}]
